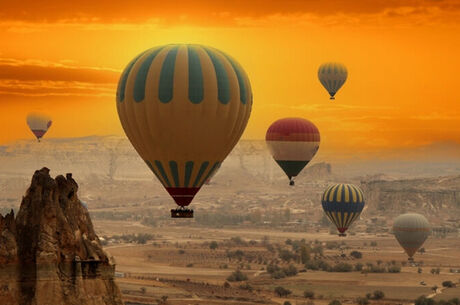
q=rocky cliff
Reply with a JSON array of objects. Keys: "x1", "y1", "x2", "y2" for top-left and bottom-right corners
[
  {"x1": 360, "y1": 175, "x2": 460, "y2": 217},
  {"x1": 0, "y1": 168, "x2": 123, "y2": 305}
]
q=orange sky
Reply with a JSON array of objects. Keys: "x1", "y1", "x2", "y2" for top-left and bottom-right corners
[{"x1": 1, "y1": 0, "x2": 459, "y2": 156}]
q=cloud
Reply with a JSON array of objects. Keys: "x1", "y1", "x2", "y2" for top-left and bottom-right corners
[
  {"x1": 1, "y1": 0, "x2": 459, "y2": 27},
  {"x1": 0, "y1": 58, "x2": 118, "y2": 97}
]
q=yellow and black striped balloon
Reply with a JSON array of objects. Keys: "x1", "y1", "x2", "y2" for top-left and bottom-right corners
[
  {"x1": 116, "y1": 44, "x2": 252, "y2": 207},
  {"x1": 321, "y1": 183, "x2": 365, "y2": 235}
]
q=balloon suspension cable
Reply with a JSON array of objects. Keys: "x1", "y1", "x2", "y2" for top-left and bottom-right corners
[
  {"x1": 171, "y1": 206, "x2": 194, "y2": 218},
  {"x1": 338, "y1": 233, "x2": 347, "y2": 237}
]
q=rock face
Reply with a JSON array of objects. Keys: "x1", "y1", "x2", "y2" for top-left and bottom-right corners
[{"x1": 0, "y1": 168, "x2": 123, "y2": 305}]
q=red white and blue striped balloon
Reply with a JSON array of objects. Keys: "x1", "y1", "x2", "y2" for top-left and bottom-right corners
[{"x1": 266, "y1": 118, "x2": 320, "y2": 185}]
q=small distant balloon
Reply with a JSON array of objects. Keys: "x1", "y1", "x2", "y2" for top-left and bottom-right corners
[
  {"x1": 26, "y1": 113, "x2": 52, "y2": 142},
  {"x1": 393, "y1": 213, "x2": 431, "y2": 261},
  {"x1": 266, "y1": 118, "x2": 320, "y2": 186},
  {"x1": 321, "y1": 183, "x2": 365, "y2": 236},
  {"x1": 318, "y1": 62, "x2": 348, "y2": 100}
]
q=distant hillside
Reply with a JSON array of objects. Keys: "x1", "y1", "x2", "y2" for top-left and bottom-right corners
[{"x1": 1, "y1": 136, "x2": 459, "y2": 179}]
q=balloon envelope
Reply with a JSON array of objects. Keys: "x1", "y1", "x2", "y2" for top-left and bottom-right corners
[
  {"x1": 116, "y1": 44, "x2": 252, "y2": 208},
  {"x1": 322, "y1": 183, "x2": 365, "y2": 235},
  {"x1": 318, "y1": 62, "x2": 348, "y2": 100},
  {"x1": 26, "y1": 113, "x2": 52, "y2": 141},
  {"x1": 265, "y1": 118, "x2": 320, "y2": 185},
  {"x1": 393, "y1": 213, "x2": 430, "y2": 259}
]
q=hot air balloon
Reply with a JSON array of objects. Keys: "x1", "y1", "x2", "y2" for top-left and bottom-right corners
[
  {"x1": 26, "y1": 113, "x2": 52, "y2": 142},
  {"x1": 393, "y1": 213, "x2": 431, "y2": 261},
  {"x1": 318, "y1": 62, "x2": 347, "y2": 100},
  {"x1": 205, "y1": 162, "x2": 221, "y2": 185},
  {"x1": 265, "y1": 118, "x2": 320, "y2": 186},
  {"x1": 116, "y1": 44, "x2": 252, "y2": 218},
  {"x1": 322, "y1": 184, "x2": 365, "y2": 236}
]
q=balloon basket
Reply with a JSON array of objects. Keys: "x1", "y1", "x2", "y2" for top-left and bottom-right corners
[
  {"x1": 408, "y1": 257, "x2": 414, "y2": 262},
  {"x1": 330, "y1": 97, "x2": 335, "y2": 100},
  {"x1": 289, "y1": 180, "x2": 295, "y2": 186},
  {"x1": 171, "y1": 208, "x2": 193, "y2": 218}
]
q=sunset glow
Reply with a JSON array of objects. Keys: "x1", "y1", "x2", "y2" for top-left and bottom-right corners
[{"x1": 1, "y1": 0, "x2": 459, "y2": 156}]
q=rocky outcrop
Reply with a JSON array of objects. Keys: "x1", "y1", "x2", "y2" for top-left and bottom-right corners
[
  {"x1": 361, "y1": 176, "x2": 460, "y2": 215},
  {"x1": 0, "y1": 168, "x2": 123, "y2": 305}
]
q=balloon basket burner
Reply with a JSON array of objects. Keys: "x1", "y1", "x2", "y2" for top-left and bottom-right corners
[{"x1": 171, "y1": 208, "x2": 194, "y2": 218}]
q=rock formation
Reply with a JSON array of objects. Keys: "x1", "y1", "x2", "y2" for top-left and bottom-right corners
[{"x1": 0, "y1": 168, "x2": 123, "y2": 305}]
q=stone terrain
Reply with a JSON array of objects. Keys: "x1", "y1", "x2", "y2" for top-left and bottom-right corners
[{"x1": 0, "y1": 168, "x2": 123, "y2": 305}]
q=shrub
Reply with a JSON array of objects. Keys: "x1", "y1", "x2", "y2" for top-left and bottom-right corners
[
  {"x1": 442, "y1": 281, "x2": 455, "y2": 288},
  {"x1": 274, "y1": 286, "x2": 292, "y2": 297},
  {"x1": 209, "y1": 241, "x2": 218, "y2": 250},
  {"x1": 355, "y1": 263, "x2": 364, "y2": 271},
  {"x1": 304, "y1": 289, "x2": 315, "y2": 299},
  {"x1": 272, "y1": 270, "x2": 287, "y2": 279},
  {"x1": 418, "y1": 267, "x2": 423, "y2": 274},
  {"x1": 186, "y1": 263, "x2": 194, "y2": 267},
  {"x1": 414, "y1": 296, "x2": 436, "y2": 305},
  {"x1": 279, "y1": 249, "x2": 297, "y2": 262},
  {"x1": 373, "y1": 290, "x2": 385, "y2": 300},
  {"x1": 239, "y1": 283, "x2": 253, "y2": 291},
  {"x1": 356, "y1": 297, "x2": 369, "y2": 305},
  {"x1": 284, "y1": 302, "x2": 292, "y2": 305},
  {"x1": 227, "y1": 269, "x2": 248, "y2": 282},
  {"x1": 387, "y1": 265, "x2": 401, "y2": 273},
  {"x1": 370, "y1": 241, "x2": 377, "y2": 247},
  {"x1": 332, "y1": 262, "x2": 353, "y2": 272},
  {"x1": 283, "y1": 264, "x2": 298, "y2": 276},
  {"x1": 329, "y1": 300, "x2": 341, "y2": 305},
  {"x1": 350, "y1": 251, "x2": 363, "y2": 259}
]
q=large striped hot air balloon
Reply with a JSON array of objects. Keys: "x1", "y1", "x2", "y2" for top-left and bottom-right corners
[
  {"x1": 393, "y1": 213, "x2": 431, "y2": 261},
  {"x1": 26, "y1": 113, "x2": 52, "y2": 142},
  {"x1": 322, "y1": 184, "x2": 365, "y2": 236},
  {"x1": 266, "y1": 118, "x2": 320, "y2": 186},
  {"x1": 318, "y1": 62, "x2": 348, "y2": 100},
  {"x1": 116, "y1": 44, "x2": 252, "y2": 218}
]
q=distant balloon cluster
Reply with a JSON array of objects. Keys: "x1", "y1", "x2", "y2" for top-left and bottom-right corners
[
  {"x1": 19, "y1": 43, "x2": 430, "y2": 262},
  {"x1": 114, "y1": 44, "x2": 431, "y2": 260}
]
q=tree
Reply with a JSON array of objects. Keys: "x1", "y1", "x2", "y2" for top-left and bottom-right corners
[
  {"x1": 418, "y1": 247, "x2": 426, "y2": 254},
  {"x1": 329, "y1": 300, "x2": 341, "y2": 305},
  {"x1": 350, "y1": 251, "x2": 363, "y2": 259},
  {"x1": 283, "y1": 264, "x2": 298, "y2": 276},
  {"x1": 227, "y1": 269, "x2": 248, "y2": 282},
  {"x1": 418, "y1": 267, "x2": 423, "y2": 274},
  {"x1": 431, "y1": 285, "x2": 438, "y2": 293},
  {"x1": 370, "y1": 241, "x2": 377, "y2": 247},
  {"x1": 373, "y1": 290, "x2": 385, "y2": 300},
  {"x1": 209, "y1": 241, "x2": 218, "y2": 250},
  {"x1": 442, "y1": 281, "x2": 455, "y2": 288},
  {"x1": 300, "y1": 245, "x2": 311, "y2": 264},
  {"x1": 274, "y1": 286, "x2": 292, "y2": 297},
  {"x1": 356, "y1": 297, "x2": 369, "y2": 305},
  {"x1": 414, "y1": 296, "x2": 436, "y2": 305},
  {"x1": 355, "y1": 263, "x2": 363, "y2": 271},
  {"x1": 304, "y1": 289, "x2": 315, "y2": 299},
  {"x1": 284, "y1": 302, "x2": 292, "y2": 305}
]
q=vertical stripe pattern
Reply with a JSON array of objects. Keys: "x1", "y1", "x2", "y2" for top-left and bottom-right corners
[
  {"x1": 322, "y1": 183, "x2": 365, "y2": 234},
  {"x1": 318, "y1": 62, "x2": 348, "y2": 99},
  {"x1": 116, "y1": 44, "x2": 252, "y2": 207}
]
